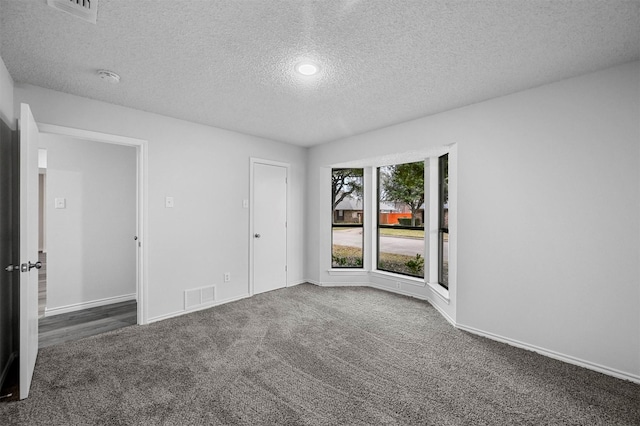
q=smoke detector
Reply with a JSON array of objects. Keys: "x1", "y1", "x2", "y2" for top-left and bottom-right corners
[
  {"x1": 47, "y1": 0, "x2": 99, "y2": 24},
  {"x1": 97, "y1": 70, "x2": 120, "y2": 84}
]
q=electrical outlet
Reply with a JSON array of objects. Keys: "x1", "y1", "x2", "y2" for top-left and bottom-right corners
[
  {"x1": 396, "y1": 282, "x2": 400, "y2": 289},
  {"x1": 224, "y1": 272, "x2": 231, "y2": 282}
]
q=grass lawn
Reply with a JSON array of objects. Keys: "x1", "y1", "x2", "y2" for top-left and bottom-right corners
[
  {"x1": 378, "y1": 228, "x2": 449, "y2": 242},
  {"x1": 332, "y1": 245, "x2": 363, "y2": 268},
  {"x1": 378, "y1": 228, "x2": 424, "y2": 239},
  {"x1": 332, "y1": 245, "x2": 362, "y2": 258},
  {"x1": 332, "y1": 245, "x2": 424, "y2": 277}
]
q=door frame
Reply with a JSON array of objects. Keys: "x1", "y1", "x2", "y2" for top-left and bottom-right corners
[
  {"x1": 0, "y1": 118, "x2": 18, "y2": 393},
  {"x1": 36, "y1": 123, "x2": 149, "y2": 325},
  {"x1": 249, "y1": 157, "x2": 289, "y2": 296}
]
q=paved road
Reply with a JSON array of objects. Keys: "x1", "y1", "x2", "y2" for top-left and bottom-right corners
[{"x1": 333, "y1": 228, "x2": 426, "y2": 257}]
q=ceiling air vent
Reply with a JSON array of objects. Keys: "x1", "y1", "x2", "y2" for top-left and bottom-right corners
[{"x1": 47, "y1": 0, "x2": 99, "y2": 24}]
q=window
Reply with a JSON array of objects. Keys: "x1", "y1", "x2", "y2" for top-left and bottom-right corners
[
  {"x1": 377, "y1": 161, "x2": 425, "y2": 278},
  {"x1": 331, "y1": 168, "x2": 364, "y2": 268},
  {"x1": 438, "y1": 154, "x2": 449, "y2": 288},
  {"x1": 328, "y1": 150, "x2": 452, "y2": 288}
]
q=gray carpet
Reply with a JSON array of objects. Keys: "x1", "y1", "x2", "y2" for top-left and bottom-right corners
[{"x1": 1, "y1": 284, "x2": 639, "y2": 425}]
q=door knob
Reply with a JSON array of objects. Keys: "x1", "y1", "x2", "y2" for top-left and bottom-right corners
[
  {"x1": 254, "y1": 233, "x2": 261, "y2": 238},
  {"x1": 4, "y1": 265, "x2": 19, "y2": 272},
  {"x1": 22, "y1": 261, "x2": 42, "y2": 272}
]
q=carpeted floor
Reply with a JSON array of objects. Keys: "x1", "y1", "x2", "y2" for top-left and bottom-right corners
[{"x1": 1, "y1": 283, "x2": 639, "y2": 425}]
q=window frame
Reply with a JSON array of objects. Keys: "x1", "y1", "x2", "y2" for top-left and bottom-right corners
[
  {"x1": 376, "y1": 162, "x2": 426, "y2": 279},
  {"x1": 438, "y1": 153, "x2": 449, "y2": 289},
  {"x1": 331, "y1": 168, "x2": 364, "y2": 269}
]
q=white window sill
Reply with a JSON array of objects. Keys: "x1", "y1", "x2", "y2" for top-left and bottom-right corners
[{"x1": 427, "y1": 281, "x2": 450, "y2": 304}]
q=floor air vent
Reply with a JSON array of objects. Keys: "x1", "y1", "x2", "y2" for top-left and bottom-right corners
[
  {"x1": 184, "y1": 286, "x2": 216, "y2": 311},
  {"x1": 47, "y1": 0, "x2": 99, "y2": 24}
]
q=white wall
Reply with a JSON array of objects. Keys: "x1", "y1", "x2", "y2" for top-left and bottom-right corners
[
  {"x1": 39, "y1": 134, "x2": 137, "y2": 313},
  {"x1": 306, "y1": 61, "x2": 640, "y2": 381},
  {"x1": 0, "y1": 55, "x2": 14, "y2": 127},
  {"x1": 14, "y1": 84, "x2": 307, "y2": 321}
]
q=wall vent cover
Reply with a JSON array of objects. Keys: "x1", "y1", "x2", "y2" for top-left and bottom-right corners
[
  {"x1": 47, "y1": 0, "x2": 98, "y2": 24},
  {"x1": 184, "y1": 285, "x2": 216, "y2": 311}
]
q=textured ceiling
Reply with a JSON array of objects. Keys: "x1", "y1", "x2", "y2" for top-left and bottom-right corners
[{"x1": 1, "y1": 1, "x2": 638, "y2": 147}]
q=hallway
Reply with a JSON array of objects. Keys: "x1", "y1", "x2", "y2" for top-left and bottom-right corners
[{"x1": 37, "y1": 253, "x2": 137, "y2": 348}]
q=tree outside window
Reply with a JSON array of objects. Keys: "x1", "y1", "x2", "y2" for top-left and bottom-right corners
[
  {"x1": 377, "y1": 161, "x2": 425, "y2": 278},
  {"x1": 331, "y1": 168, "x2": 364, "y2": 268}
]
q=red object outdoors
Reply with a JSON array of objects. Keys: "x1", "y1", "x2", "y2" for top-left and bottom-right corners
[{"x1": 379, "y1": 212, "x2": 412, "y2": 225}]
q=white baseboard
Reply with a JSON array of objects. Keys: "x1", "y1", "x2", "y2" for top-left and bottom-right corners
[
  {"x1": 147, "y1": 293, "x2": 251, "y2": 324},
  {"x1": 317, "y1": 281, "x2": 369, "y2": 287},
  {"x1": 305, "y1": 279, "x2": 362, "y2": 287},
  {"x1": 287, "y1": 279, "x2": 307, "y2": 287},
  {"x1": 456, "y1": 323, "x2": 640, "y2": 385},
  {"x1": 368, "y1": 281, "x2": 427, "y2": 299},
  {"x1": 426, "y1": 297, "x2": 456, "y2": 326},
  {"x1": 45, "y1": 293, "x2": 136, "y2": 317},
  {"x1": 367, "y1": 282, "x2": 456, "y2": 326}
]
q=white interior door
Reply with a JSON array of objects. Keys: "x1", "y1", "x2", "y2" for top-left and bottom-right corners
[
  {"x1": 19, "y1": 103, "x2": 40, "y2": 399},
  {"x1": 252, "y1": 162, "x2": 287, "y2": 295}
]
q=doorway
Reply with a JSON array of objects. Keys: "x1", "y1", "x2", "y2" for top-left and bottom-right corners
[
  {"x1": 250, "y1": 159, "x2": 288, "y2": 295},
  {"x1": 36, "y1": 134, "x2": 139, "y2": 347},
  {"x1": 37, "y1": 124, "x2": 148, "y2": 326}
]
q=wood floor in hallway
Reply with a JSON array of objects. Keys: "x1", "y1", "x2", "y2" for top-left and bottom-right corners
[
  {"x1": 37, "y1": 252, "x2": 137, "y2": 348},
  {"x1": 39, "y1": 300, "x2": 137, "y2": 348}
]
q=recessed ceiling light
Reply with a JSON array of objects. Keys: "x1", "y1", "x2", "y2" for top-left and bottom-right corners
[
  {"x1": 97, "y1": 69, "x2": 120, "y2": 84},
  {"x1": 296, "y1": 62, "x2": 319, "y2": 76}
]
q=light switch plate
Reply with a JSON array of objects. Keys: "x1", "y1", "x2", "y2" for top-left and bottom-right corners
[
  {"x1": 54, "y1": 198, "x2": 66, "y2": 209},
  {"x1": 165, "y1": 196, "x2": 174, "y2": 208}
]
